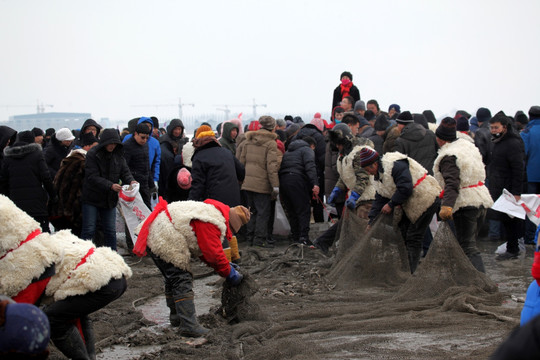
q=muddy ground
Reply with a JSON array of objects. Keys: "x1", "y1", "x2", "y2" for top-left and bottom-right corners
[{"x1": 47, "y1": 220, "x2": 533, "y2": 360}]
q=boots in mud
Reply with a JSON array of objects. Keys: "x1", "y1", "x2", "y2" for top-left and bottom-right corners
[
  {"x1": 166, "y1": 294, "x2": 181, "y2": 327},
  {"x1": 469, "y1": 253, "x2": 486, "y2": 273},
  {"x1": 52, "y1": 326, "x2": 91, "y2": 360},
  {"x1": 80, "y1": 317, "x2": 96, "y2": 360},
  {"x1": 174, "y1": 297, "x2": 209, "y2": 337}
]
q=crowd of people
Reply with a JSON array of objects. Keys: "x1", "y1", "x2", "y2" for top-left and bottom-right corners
[{"x1": 1, "y1": 70, "x2": 540, "y2": 357}]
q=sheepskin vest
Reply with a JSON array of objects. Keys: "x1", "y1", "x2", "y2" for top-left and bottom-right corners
[
  {"x1": 45, "y1": 230, "x2": 132, "y2": 301},
  {"x1": 0, "y1": 194, "x2": 63, "y2": 297},
  {"x1": 337, "y1": 145, "x2": 376, "y2": 201},
  {"x1": 456, "y1": 132, "x2": 474, "y2": 144},
  {"x1": 433, "y1": 138, "x2": 493, "y2": 213},
  {"x1": 374, "y1": 152, "x2": 441, "y2": 223},
  {"x1": 136, "y1": 201, "x2": 227, "y2": 271}
]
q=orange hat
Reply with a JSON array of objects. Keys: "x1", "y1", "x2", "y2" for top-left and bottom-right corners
[
  {"x1": 195, "y1": 125, "x2": 215, "y2": 139},
  {"x1": 229, "y1": 205, "x2": 250, "y2": 233}
]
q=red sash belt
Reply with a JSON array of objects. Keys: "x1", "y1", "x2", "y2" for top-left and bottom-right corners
[
  {"x1": 133, "y1": 196, "x2": 171, "y2": 257},
  {"x1": 413, "y1": 173, "x2": 427, "y2": 189},
  {"x1": 440, "y1": 181, "x2": 484, "y2": 199},
  {"x1": 0, "y1": 229, "x2": 41, "y2": 261}
]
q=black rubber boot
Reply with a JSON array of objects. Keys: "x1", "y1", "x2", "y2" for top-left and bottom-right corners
[
  {"x1": 407, "y1": 248, "x2": 422, "y2": 274},
  {"x1": 166, "y1": 294, "x2": 181, "y2": 327},
  {"x1": 52, "y1": 326, "x2": 90, "y2": 360},
  {"x1": 469, "y1": 253, "x2": 486, "y2": 273},
  {"x1": 174, "y1": 297, "x2": 209, "y2": 338},
  {"x1": 80, "y1": 317, "x2": 96, "y2": 360}
]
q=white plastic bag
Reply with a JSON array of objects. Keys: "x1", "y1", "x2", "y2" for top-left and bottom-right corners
[
  {"x1": 273, "y1": 198, "x2": 291, "y2": 236},
  {"x1": 495, "y1": 238, "x2": 526, "y2": 256},
  {"x1": 117, "y1": 184, "x2": 151, "y2": 242}
]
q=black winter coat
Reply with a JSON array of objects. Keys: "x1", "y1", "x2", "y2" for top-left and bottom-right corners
[
  {"x1": 0, "y1": 142, "x2": 54, "y2": 217},
  {"x1": 395, "y1": 123, "x2": 439, "y2": 175},
  {"x1": 487, "y1": 131, "x2": 525, "y2": 198},
  {"x1": 82, "y1": 138, "x2": 134, "y2": 209},
  {"x1": 294, "y1": 124, "x2": 326, "y2": 178},
  {"x1": 332, "y1": 84, "x2": 361, "y2": 112},
  {"x1": 44, "y1": 136, "x2": 72, "y2": 180},
  {"x1": 279, "y1": 140, "x2": 318, "y2": 187},
  {"x1": 0, "y1": 126, "x2": 17, "y2": 170},
  {"x1": 123, "y1": 137, "x2": 153, "y2": 190},
  {"x1": 159, "y1": 119, "x2": 188, "y2": 196},
  {"x1": 188, "y1": 140, "x2": 245, "y2": 207},
  {"x1": 474, "y1": 122, "x2": 493, "y2": 166}
]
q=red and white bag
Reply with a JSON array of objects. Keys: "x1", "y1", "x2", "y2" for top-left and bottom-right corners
[{"x1": 117, "y1": 184, "x2": 151, "y2": 242}]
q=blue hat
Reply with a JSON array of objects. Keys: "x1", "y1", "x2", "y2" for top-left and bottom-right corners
[
  {"x1": 389, "y1": 104, "x2": 400, "y2": 113},
  {"x1": 0, "y1": 302, "x2": 50, "y2": 355}
]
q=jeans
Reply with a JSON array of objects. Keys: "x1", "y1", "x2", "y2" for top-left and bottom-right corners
[
  {"x1": 246, "y1": 191, "x2": 272, "y2": 246},
  {"x1": 81, "y1": 203, "x2": 118, "y2": 250}
]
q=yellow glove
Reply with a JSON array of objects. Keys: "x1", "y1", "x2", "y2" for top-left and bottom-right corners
[{"x1": 439, "y1": 206, "x2": 453, "y2": 221}]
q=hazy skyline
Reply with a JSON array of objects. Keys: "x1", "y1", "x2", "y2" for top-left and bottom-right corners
[{"x1": 1, "y1": 0, "x2": 539, "y2": 126}]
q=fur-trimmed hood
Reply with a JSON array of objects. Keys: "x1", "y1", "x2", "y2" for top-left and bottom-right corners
[{"x1": 3, "y1": 143, "x2": 42, "y2": 159}]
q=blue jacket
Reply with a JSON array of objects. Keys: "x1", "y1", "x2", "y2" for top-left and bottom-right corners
[
  {"x1": 123, "y1": 117, "x2": 161, "y2": 182},
  {"x1": 521, "y1": 119, "x2": 540, "y2": 182}
]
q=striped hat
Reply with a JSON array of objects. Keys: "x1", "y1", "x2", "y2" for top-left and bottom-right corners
[{"x1": 359, "y1": 147, "x2": 379, "y2": 168}]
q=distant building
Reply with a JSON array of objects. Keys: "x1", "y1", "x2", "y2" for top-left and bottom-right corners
[{"x1": 5, "y1": 112, "x2": 100, "y2": 131}]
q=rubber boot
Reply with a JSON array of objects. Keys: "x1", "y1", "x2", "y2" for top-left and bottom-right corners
[
  {"x1": 469, "y1": 253, "x2": 486, "y2": 273},
  {"x1": 174, "y1": 297, "x2": 209, "y2": 338},
  {"x1": 80, "y1": 317, "x2": 96, "y2": 360},
  {"x1": 166, "y1": 294, "x2": 181, "y2": 327},
  {"x1": 52, "y1": 326, "x2": 90, "y2": 360},
  {"x1": 407, "y1": 247, "x2": 422, "y2": 274}
]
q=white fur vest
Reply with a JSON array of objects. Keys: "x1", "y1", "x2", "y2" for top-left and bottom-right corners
[
  {"x1": 337, "y1": 145, "x2": 376, "y2": 201},
  {"x1": 45, "y1": 230, "x2": 132, "y2": 301},
  {"x1": 433, "y1": 138, "x2": 493, "y2": 212},
  {"x1": 374, "y1": 152, "x2": 441, "y2": 223},
  {"x1": 0, "y1": 194, "x2": 63, "y2": 297},
  {"x1": 135, "y1": 201, "x2": 227, "y2": 271}
]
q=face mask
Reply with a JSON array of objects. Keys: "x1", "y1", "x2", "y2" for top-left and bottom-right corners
[
  {"x1": 491, "y1": 132, "x2": 502, "y2": 140},
  {"x1": 341, "y1": 78, "x2": 351, "y2": 86},
  {"x1": 335, "y1": 119, "x2": 341, "y2": 124}
]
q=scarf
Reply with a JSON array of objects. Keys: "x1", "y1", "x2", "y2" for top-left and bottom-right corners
[{"x1": 340, "y1": 81, "x2": 353, "y2": 98}]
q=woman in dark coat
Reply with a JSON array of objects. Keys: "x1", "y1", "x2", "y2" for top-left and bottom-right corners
[
  {"x1": 487, "y1": 111, "x2": 525, "y2": 260},
  {"x1": 0, "y1": 131, "x2": 55, "y2": 231},
  {"x1": 44, "y1": 129, "x2": 74, "y2": 180},
  {"x1": 332, "y1": 71, "x2": 361, "y2": 113}
]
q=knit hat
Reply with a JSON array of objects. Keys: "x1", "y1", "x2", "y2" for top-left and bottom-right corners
[
  {"x1": 229, "y1": 205, "x2": 251, "y2": 233},
  {"x1": 285, "y1": 123, "x2": 300, "y2": 139},
  {"x1": 364, "y1": 110, "x2": 375, "y2": 122},
  {"x1": 423, "y1": 110, "x2": 437, "y2": 124},
  {"x1": 455, "y1": 110, "x2": 471, "y2": 120},
  {"x1": 354, "y1": 100, "x2": 366, "y2": 112},
  {"x1": 195, "y1": 125, "x2": 215, "y2": 139},
  {"x1": 529, "y1": 106, "x2": 540, "y2": 120},
  {"x1": 396, "y1": 111, "x2": 414, "y2": 124},
  {"x1": 310, "y1": 117, "x2": 325, "y2": 132},
  {"x1": 176, "y1": 168, "x2": 192, "y2": 190},
  {"x1": 17, "y1": 131, "x2": 35, "y2": 144},
  {"x1": 515, "y1": 111, "x2": 529, "y2": 125},
  {"x1": 340, "y1": 71, "x2": 353, "y2": 80},
  {"x1": 435, "y1": 117, "x2": 457, "y2": 141},
  {"x1": 0, "y1": 301, "x2": 50, "y2": 356},
  {"x1": 313, "y1": 112, "x2": 322, "y2": 119},
  {"x1": 81, "y1": 132, "x2": 98, "y2": 147},
  {"x1": 45, "y1": 128, "x2": 55, "y2": 137},
  {"x1": 455, "y1": 116, "x2": 470, "y2": 131},
  {"x1": 374, "y1": 114, "x2": 390, "y2": 131},
  {"x1": 248, "y1": 120, "x2": 262, "y2": 132},
  {"x1": 284, "y1": 115, "x2": 294, "y2": 121},
  {"x1": 259, "y1": 116, "x2": 276, "y2": 131},
  {"x1": 55, "y1": 128, "x2": 75, "y2": 141},
  {"x1": 388, "y1": 104, "x2": 401, "y2": 113},
  {"x1": 31, "y1": 127, "x2": 44, "y2": 137},
  {"x1": 359, "y1": 147, "x2": 379, "y2": 168},
  {"x1": 476, "y1": 107, "x2": 492, "y2": 123}
]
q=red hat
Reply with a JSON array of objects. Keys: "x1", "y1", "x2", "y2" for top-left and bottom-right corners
[{"x1": 176, "y1": 168, "x2": 192, "y2": 190}]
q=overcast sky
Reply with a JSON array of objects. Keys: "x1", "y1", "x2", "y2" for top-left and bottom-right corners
[{"x1": 1, "y1": 0, "x2": 539, "y2": 126}]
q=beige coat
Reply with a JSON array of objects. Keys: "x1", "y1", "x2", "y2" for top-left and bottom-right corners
[{"x1": 238, "y1": 129, "x2": 279, "y2": 194}]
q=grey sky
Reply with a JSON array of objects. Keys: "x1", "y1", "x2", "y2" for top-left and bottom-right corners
[{"x1": 1, "y1": 0, "x2": 539, "y2": 125}]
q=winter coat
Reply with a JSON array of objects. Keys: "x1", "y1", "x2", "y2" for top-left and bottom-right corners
[
  {"x1": 293, "y1": 124, "x2": 326, "y2": 178},
  {"x1": 488, "y1": 131, "x2": 525, "y2": 198},
  {"x1": 324, "y1": 140, "x2": 344, "y2": 200},
  {"x1": 474, "y1": 121, "x2": 493, "y2": 166},
  {"x1": 371, "y1": 152, "x2": 441, "y2": 223},
  {"x1": 159, "y1": 119, "x2": 188, "y2": 196},
  {"x1": 368, "y1": 133, "x2": 384, "y2": 155},
  {"x1": 359, "y1": 126, "x2": 375, "y2": 139},
  {"x1": 165, "y1": 164, "x2": 191, "y2": 203},
  {"x1": 521, "y1": 119, "x2": 540, "y2": 182},
  {"x1": 0, "y1": 126, "x2": 17, "y2": 170},
  {"x1": 335, "y1": 145, "x2": 376, "y2": 201},
  {"x1": 123, "y1": 136, "x2": 153, "y2": 190},
  {"x1": 188, "y1": 139, "x2": 245, "y2": 207},
  {"x1": 44, "y1": 135, "x2": 72, "y2": 180},
  {"x1": 332, "y1": 83, "x2": 361, "y2": 112},
  {"x1": 382, "y1": 125, "x2": 400, "y2": 154},
  {"x1": 219, "y1": 122, "x2": 239, "y2": 156},
  {"x1": 73, "y1": 119, "x2": 102, "y2": 148},
  {"x1": 238, "y1": 129, "x2": 279, "y2": 194},
  {"x1": 433, "y1": 138, "x2": 493, "y2": 212},
  {"x1": 395, "y1": 123, "x2": 439, "y2": 175},
  {"x1": 82, "y1": 130, "x2": 134, "y2": 209},
  {"x1": 123, "y1": 117, "x2": 161, "y2": 182},
  {"x1": 279, "y1": 139, "x2": 318, "y2": 188},
  {"x1": 0, "y1": 142, "x2": 54, "y2": 218}
]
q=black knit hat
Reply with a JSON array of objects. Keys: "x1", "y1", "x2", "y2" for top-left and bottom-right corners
[
  {"x1": 396, "y1": 111, "x2": 414, "y2": 124},
  {"x1": 31, "y1": 127, "x2": 44, "y2": 137},
  {"x1": 340, "y1": 71, "x2": 353, "y2": 81},
  {"x1": 17, "y1": 130, "x2": 35, "y2": 144},
  {"x1": 476, "y1": 107, "x2": 492, "y2": 123},
  {"x1": 45, "y1": 128, "x2": 55, "y2": 137},
  {"x1": 529, "y1": 106, "x2": 540, "y2": 120},
  {"x1": 456, "y1": 116, "x2": 470, "y2": 131},
  {"x1": 435, "y1": 117, "x2": 457, "y2": 141},
  {"x1": 374, "y1": 114, "x2": 390, "y2": 131}
]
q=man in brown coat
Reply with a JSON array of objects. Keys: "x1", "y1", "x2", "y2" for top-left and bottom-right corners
[{"x1": 237, "y1": 116, "x2": 279, "y2": 247}]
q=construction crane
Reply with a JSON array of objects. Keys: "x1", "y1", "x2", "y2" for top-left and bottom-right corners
[
  {"x1": 131, "y1": 97, "x2": 194, "y2": 119},
  {"x1": 1, "y1": 100, "x2": 54, "y2": 114},
  {"x1": 215, "y1": 98, "x2": 267, "y2": 121},
  {"x1": 251, "y1": 98, "x2": 266, "y2": 119}
]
